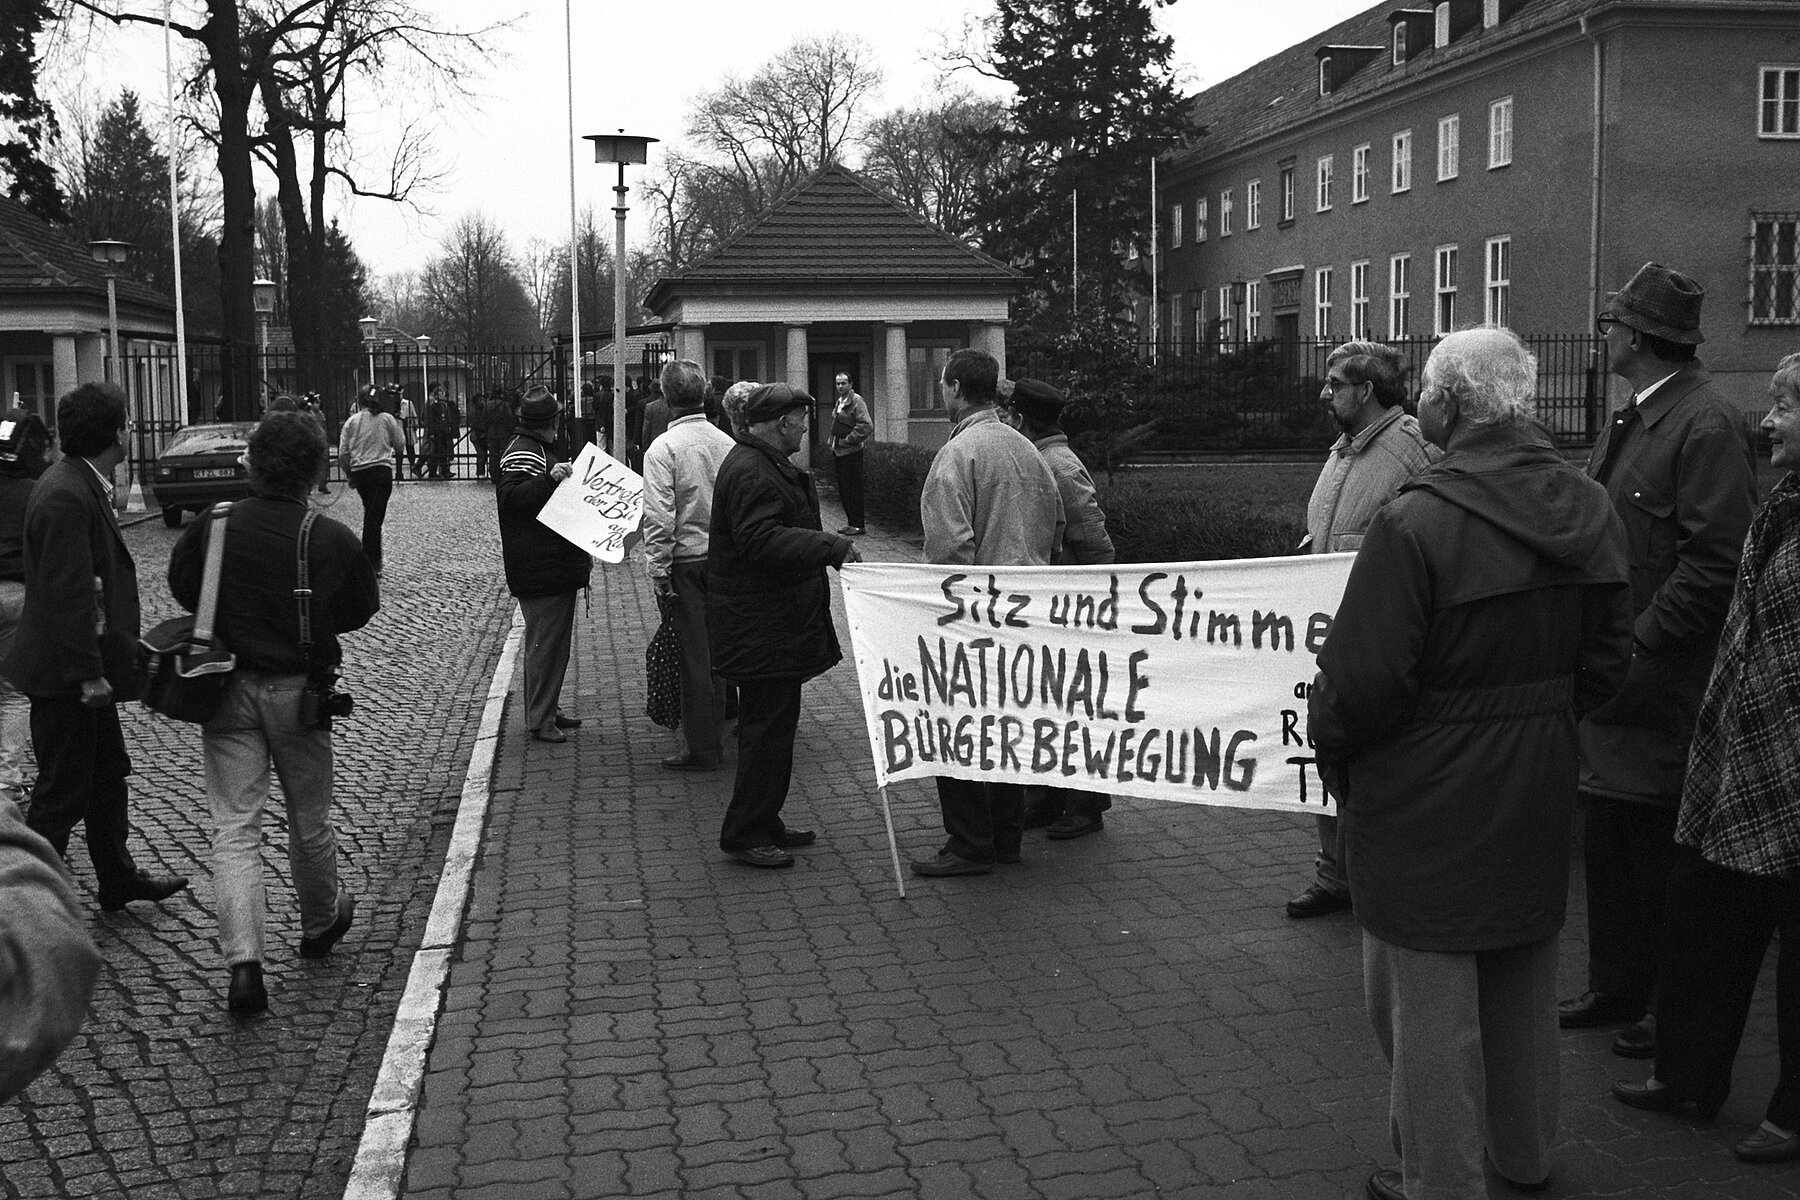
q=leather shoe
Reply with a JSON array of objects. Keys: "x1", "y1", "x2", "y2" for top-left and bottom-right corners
[
  {"x1": 1612, "y1": 1014, "x2": 1657, "y2": 1059},
  {"x1": 98, "y1": 871, "x2": 189, "y2": 912},
  {"x1": 910, "y1": 851, "x2": 992, "y2": 877},
  {"x1": 1285, "y1": 883, "x2": 1351, "y2": 919},
  {"x1": 553, "y1": 713, "x2": 582, "y2": 729},
  {"x1": 530, "y1": 724, "x2": 566, "y2": 743},
  {"x1": 228, "y1": 962, "x2": 268, "y2": 1014},
  {"x1": 1735, "y1": 1124, "x2": 1800, "y2": 1163},
  {"x1": 1366, "y1": 1167, "x2": 1404, "y2": 1200},
  {"x1": 726, "y1": 845, "x2": 794, "y2": 869},
  {"x1": 661, "y1": 753, "x2": 719, "y2": 771},
  {"x1": 299, "y1": 893, "x2": 355, "y2": 959},
  {"x1": 1559, "y1": 990, "x2": 1641, "y2": 1028},
  {"x1": 1611, "y1": 1079, "x2": 1691, "y2": 1114},
  {"x1": 775, "y1": 828, "x2": 816, "y2": 848},
  {"x1": 1047, "y1": 814, "x2": 1103, "y2": 840}
]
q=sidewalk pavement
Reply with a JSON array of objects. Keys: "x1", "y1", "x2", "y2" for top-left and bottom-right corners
[{"x1": 388, "y1": 494, "x2": 1797, "y2": 1200}]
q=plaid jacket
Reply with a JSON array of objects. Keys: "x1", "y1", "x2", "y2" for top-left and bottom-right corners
[{"x1": 1677, "y1": 472, "x2": 1800, "y2": 877}]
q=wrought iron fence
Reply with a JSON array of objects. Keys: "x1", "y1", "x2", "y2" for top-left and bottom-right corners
[{"x1": 1012, "y1": 335, "x2": 1610, "y2": 456}]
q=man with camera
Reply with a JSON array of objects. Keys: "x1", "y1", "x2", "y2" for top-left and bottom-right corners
[{"x1": 170, "y1": 412, "x2": 379, "y2": 1014}]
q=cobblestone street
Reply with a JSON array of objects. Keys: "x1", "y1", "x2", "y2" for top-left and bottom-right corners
[{"x1": 0, "y1": 477, "x2": 1795, "y2": 1200}]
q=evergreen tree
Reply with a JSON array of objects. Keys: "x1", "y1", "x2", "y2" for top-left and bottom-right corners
[{"x1": 0, "y1": 0, "x2": 65, "y2": 220}]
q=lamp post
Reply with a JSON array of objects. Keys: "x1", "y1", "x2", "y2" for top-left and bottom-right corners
[
  {"x1": 87, "y1": 239, "x2": 133, "y2": 383},
  {"x1": 417, "y1": 334, "x2": 431, "y2": 407},
  {"x1": 584, "y1": 130, "x2": 656, "y2": 465},
  {"x1": 359, "y1": 315, "x2": 379, "y2": 385},
  {"x1": 252, "y1": 278, "x2": 277, "y2": 408}
]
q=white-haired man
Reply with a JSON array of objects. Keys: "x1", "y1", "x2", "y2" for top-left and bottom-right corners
[{"x1": 1309, "y1": 328, "x2": 1632, "y2": 1200}]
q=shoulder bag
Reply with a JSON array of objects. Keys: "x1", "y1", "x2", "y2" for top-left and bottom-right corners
[{"x1": 139, "y1": 502, "x2": 237, "y2": 723}]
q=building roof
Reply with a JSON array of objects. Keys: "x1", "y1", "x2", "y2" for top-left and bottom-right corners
[
  {"x1": 645, "y1": 162, "x2": 1022, "y2": 312},
  {"x1": 0, "y1": 194, "x2": 175, "y2": 314},
  {"x1": 1170, "y1": 0, "x2": 1781, "y2": 169}
]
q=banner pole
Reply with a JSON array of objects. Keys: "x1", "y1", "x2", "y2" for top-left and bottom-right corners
[{"x1": 878, "y1": 785, "x2": 906, "y2": 899}]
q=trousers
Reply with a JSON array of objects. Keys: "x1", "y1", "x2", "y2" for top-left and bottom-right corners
[
  {"x1": 517, "y1": 591, "x2": 577, "y2": 733},
  {"x1": 670, "y1": 559, "x2": 725, "y2": 763},
  {"x1": 836, "y1": 450, "x2": 865, "y2": 528},
  {"x1": 0, "y1": 581, "x2": 27, "y2": 801},
  {"x1": 719, "y1": 677, "x2": 802, "y2": 851},
  {"x1": 347, "y1": 465, "x2": 393, "y2": 571},
  {"x1": 24, "y1": 696, "x2": 137, "y2": 886},
  {"x1": 1581, "y1": 791, "x2": 1677, "y2": 1003},
  {"x1": 935, "y1": 777, "x2": 1025, "y2": 864}
]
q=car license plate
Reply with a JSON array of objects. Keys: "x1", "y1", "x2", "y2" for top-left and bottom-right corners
[{"x1": 191, "y1": 468, "x2": 236, "y2": 479}]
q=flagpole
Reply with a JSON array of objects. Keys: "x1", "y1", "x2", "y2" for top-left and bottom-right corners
[
  {"x1": 165, "y1": 0, "x2": 188, "y2": 424},
  {"x1": 879, "y1": 786, "x2": 906, "y2": 899},
  {"x1": 564, "y1": 0, "x2": 583, "y2": 418},
  {"x1": 1150, "y1": 155, "x2": 1159, "y2": 359}
]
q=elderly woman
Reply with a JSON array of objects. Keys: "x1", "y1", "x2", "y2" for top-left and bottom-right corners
[
  {"x1": 1613, "y1": 352, "x2": 1800, "y2": 1162},
  {"x1": 1310, "y1": 328, "x2": 1631, "y2": 1199},
  {"x1": 169, "y1": 413, "x2": 379, "y2": 1013},
  {"x1": 720, "y1": 380, "x2": 759, "y2": 438}
]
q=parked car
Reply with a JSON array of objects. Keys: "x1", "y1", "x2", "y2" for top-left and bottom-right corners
[{"x1": 148, "y1": 422, "x2": 257, "y2": 526}]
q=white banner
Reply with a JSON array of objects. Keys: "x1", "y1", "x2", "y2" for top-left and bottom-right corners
[
  {"x1": 535, "y1": 443, "x2": 643, "y2": 563},
  {"x1": 839, "y1": 555, "x2": 1355, "y2": 815}
]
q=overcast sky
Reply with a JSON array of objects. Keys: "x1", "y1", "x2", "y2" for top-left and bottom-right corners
[{"x1": 48, "y1": 0, "x2": 1369, "y2": 280}]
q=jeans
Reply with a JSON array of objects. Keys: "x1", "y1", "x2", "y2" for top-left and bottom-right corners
[
  {"x1": 0, "y1": 581, "x2": 27, "y2": 801},
  {"x1": 348, "y1": 465, "x2": 393, "y2": 571},
  {"x1": 203, "y1": 670, "x2": 342, "y2": 966}
]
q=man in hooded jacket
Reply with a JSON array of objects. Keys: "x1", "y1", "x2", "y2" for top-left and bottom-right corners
[{"x1": 1309, "y1": 328, "x2": 1632, "y2": 1200}]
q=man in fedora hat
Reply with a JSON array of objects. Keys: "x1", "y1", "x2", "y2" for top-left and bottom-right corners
[
  {"x1": 497, "y1": 384, "x2": 591, "y2": 744},
  {"x1": 1558, "y1": 262, "x2": 1757, "y2": 1060}
]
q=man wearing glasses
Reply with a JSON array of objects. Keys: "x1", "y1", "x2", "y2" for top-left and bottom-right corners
[
  {"x1": 1285, "y1": 340, "x2": 1436, "y2": 920},
  {"x1": 1559, "y1": 263, "x2": 1756, "y2": 1061}
]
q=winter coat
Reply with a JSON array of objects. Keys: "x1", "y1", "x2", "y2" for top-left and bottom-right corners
[
  {"x1": 1579, "y1": 362, "x2": 1756, "y2": 804},
  {"x1": 920, "y1": 406, "x2": 1063, "y2": 566},
  {"x1": 1033, "y1": 433, "x2": 1115, "y2": 565},
  {"x1": 706, "y1": 433, "x2": 852, "y2": 683},
  {"x1": 1309, "y1": 420, "x2": 1632, "y2": 952},
  {"x1": 496, "y1": 428, "x2": 592, "y2": 599}
]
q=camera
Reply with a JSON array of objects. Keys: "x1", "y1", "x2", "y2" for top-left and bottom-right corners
[{"x1": 300, "y1": 674, "x2": 355, "y2": 730}]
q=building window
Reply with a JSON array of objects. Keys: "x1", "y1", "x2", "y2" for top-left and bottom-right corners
[
  {"x1": 1220, "y1": 189, "x2": 1234, "y2": 236},
  {"x1": 1195, "y1": 197, "x2": 1208, "y2": 242},
  {"x1": 1392, "y1": 129, "x2": 1413, "y2": 193},
  {"x1": 1435, "y1": 244, "x2": 1459, "y2": 335},
  {"x1": 1217, "y1": 286, "x2": 1234, "y2": 345},
  {"x1": 1315, "y1": 267, "x2": 1334, "y2": 338},
  {"x1": 1318, "y1": 56, "x2": 1332, "y2": 97},
  {"x1": 1762, "y1": 67, "x2": 1800, "y2": 138},
  {"x1": 1435, "y1": 3, "x2": 1451, "y2": 46},
  {"x1": 1246, "y1": 179, "x2": 1263, "y2": 229},
  {"x1": 1390, "y1": 253, "x2": 1412, "y2": 337},
  {"x1": 1751, "y1": 214, "x2": 1800, "y2": 324},
  {"x1": 1351, "y1": 260, "x2": 1371, "y2": 339},
  {"x1": 1438, "y1": 115, "x2": 1460, "y2": 181},
  {"x1": 1484, "y1": 236, "x2": 1511, "y2": 327},
  {"x1": 1246, "y1": 280, "x2": 1262, "y2": 340},
  {"x1": 1489, "y1": 97, "x2": 1514, "y2": 167},
  {"x1": 1191, "y1": 290, "x2": 1207, "y2": 343},
  {"x1": 1279, "y1": 164, "x2": 1296, "y2": 223},
  {"x1": 1316, "y1": 155, "x2": 1334, "y2": 212},
  {"x1": 712, "y1": 343, "x2": 764, "y2": 384},
  {"x1": 1172, "y1": 203, "x2": 1184, "y2": 249},
  {"x1": 1393, "y1": 22, "x2": 1407, "y2": 66},
  {"x1": 908, "y1": 345, "x2": 960, "y2": 411},
  {"x1": 1352, "y1": 144, "x2": 1370, "y2": 203}
]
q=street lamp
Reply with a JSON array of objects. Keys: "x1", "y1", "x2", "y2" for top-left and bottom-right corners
[
  {"x1": 359, "y1": 315, "x2": 379, "y2": 385},
  {"x1": 584, "y1": 129, "x2": 656, "y2": 464},
  {"x1": 417, "y1": 333, "x2": 431, "y2": 414},
  {"x1": 87, "y1": 239, "x2": 133, "y2": 382},
  {"x1": 253, "y1": 278, "x2": 277, "y2": 408}
]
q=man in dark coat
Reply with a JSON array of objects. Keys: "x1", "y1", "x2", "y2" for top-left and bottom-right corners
[
  {"x1": 1558, "y1": 262, "x2": 1758, "y2": 1060},
  {"x1": 1310, "y1": 328, "x2": 1633, "y2": 1200},
  {"x1": 482, "y1": 389, "x2": 517, "y2": 485},
  {"x1": 707, "y1": 383, "x2": 859, "y2": 869},
  {"x1": 1, "y1": 383, "x2": 187, "y2": 911},
  {"x1": 422, "y1": 384, "x2": 459, "y2": 480},
  {"x1": 498, "y1": 385, "x2": 591, "y2": 743}
]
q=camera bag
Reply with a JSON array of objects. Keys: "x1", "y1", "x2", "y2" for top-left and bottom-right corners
[{"x1": 139, "y1": 502, "x2": 237, "y2": 723}]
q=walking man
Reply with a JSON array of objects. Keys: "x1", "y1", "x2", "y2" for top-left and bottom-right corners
[
  {"x1": 708, "y1": 384, "x2": 860, "y2": 868},
  {"x1": 912, "y1": 349, "x2": 1063, "y2": 878},
  {"x1": 3, "y1": 382, "x2": 188, "y2": 911},
  {"x1": 498, "y1": 385, "x2": 592, "y2": 743},
  {"x1": 1558, "y1": 263, "x2": 1757, "y2": 1060},
  {"x1": 642, "y1": 361, "x2": 735, "y2": 772}
]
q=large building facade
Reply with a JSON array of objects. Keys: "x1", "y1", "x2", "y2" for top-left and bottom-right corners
[{"x1": 1154, "y1": 0, "x2": 1800, "y2": 412}]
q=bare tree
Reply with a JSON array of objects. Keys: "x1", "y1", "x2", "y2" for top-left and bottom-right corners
[
  {"x1": 416, "y1": 212, "x2": 537, "y2": 347},
  {"x1": 520, "y1": 235, "x2": 561, "y2": 337},
  {"x1": 862, "y1": 90, "x2": 1013, "y2": 243}
]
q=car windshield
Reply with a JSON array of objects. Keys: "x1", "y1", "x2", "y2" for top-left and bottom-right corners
[{"x1": 163, "y1": 424, "x2": 254, "y2": 456}]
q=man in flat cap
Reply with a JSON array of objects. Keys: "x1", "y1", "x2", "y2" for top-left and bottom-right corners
[
  {"x1": 912, "y1": 349, "x2": 1064, "y2": 878},
  {"x1": 497, "y1": 384, "x2": 591, "y2": 744},
  {"x1": 1559, "y1": 262, "x2": 1757, "y2": 1060},
  {"x1": 707, "y1": 383, "x2": 860, "y2": 869},
  {"x1": 1007, "y1": 377, "x2": 1116, "y2": 840}
]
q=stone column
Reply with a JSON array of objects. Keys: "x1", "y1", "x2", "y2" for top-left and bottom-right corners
[
  {"x1": 675, "y1": 323, "x2": 707, "y2": 365},
  {"x1": 53, "y1": 334, "x2": 80, "y2": 405},
  {"x1": 882, "y1": 322, "x2": 909, "y2": 445},
  {"x1": 974, "y1": 322, "x2": 1008, "y2": 377},
  {"x1": 785, "y1": 323, "x2": 811, "y2": 467}
]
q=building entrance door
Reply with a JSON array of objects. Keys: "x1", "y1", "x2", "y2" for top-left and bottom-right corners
[{"x1": 809, "y1": 353, "x2": 860, "y2": 463}]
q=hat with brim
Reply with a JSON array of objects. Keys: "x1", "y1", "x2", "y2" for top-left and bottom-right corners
[
  {"x1": 1008, "y1": 378, "x2": 1067, "y2": 425},
  {"x1": 743, "y1": 382, "x2": 813, "y2": 425},
  {"x1": 1606, "y1": 262, "x2": 1705, "y2": 345},
  {"x1": 518, "y1": 385, "x2": 561, "y2": 423}
]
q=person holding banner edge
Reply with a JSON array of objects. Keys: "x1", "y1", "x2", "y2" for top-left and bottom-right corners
[
  {"x1": 1287, "y1": 341, "x2": 1437, "y2": 920},
  {"x1": 912, "y1": 349, "x2": 1064, "y2": 878},
  {"x1": 1309, "y1": 327, "x2": 1632, "y2": 1200}
]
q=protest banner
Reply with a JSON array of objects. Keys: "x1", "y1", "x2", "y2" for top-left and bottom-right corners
[
  {"x1": 839, "y1": 554, "x2": 1355, "y2": 820},
  {"x1": 535, "y1": 443, "x2": 643, "y2": 563}
]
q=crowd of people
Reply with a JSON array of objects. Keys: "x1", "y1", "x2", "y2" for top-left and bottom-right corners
[{"x1": 2, "y1": 258, "x2": 1799, "y2": 1200}]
